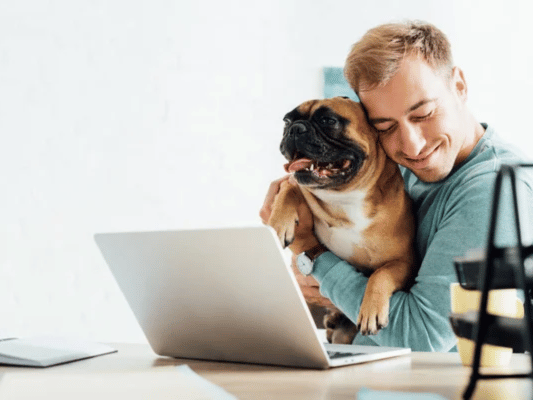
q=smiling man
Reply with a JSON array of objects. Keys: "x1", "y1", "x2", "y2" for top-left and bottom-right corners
[
  {"x1": 360, "y1": 58, "x2": 485, "y2": 183},
  {"x1": 260, "y1": 21, "x2": 533, "y2": 351}
]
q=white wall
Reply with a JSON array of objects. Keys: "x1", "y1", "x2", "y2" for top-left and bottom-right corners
[{"x1": 1, "y1": 0, "x2": 531, "y2": 343}]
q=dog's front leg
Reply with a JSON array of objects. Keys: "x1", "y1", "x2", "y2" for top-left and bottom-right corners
[
  {"x1": 267, "y1": 180, "x2": 305, "y2": 248},
  {"x1": 356, "y1": 260, "x2": 413, "y2": 335}
]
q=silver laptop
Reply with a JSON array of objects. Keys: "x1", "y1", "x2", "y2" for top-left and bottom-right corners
[{"x1": 94, "y1": 226, "x2": 410, "y2": 369}]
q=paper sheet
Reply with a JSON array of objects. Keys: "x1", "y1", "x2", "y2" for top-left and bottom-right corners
[
  {"x1": 0, "y1": 336, "x2": 116, "y2": 367},
  {"x1": 0, "y1": 365, "x2": 237, "y2": 399},
  {"x1": 358, "y1": 387, "x2": 448, "y2": 400}
]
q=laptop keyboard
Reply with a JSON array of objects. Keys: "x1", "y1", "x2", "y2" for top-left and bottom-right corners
[{"x1": 327, "y1": 351, "x2": 364, "y2": 359}]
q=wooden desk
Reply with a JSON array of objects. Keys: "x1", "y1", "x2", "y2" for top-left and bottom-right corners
[{"x1": 1, "y1": 343, "x2": 532, "y2": 399}]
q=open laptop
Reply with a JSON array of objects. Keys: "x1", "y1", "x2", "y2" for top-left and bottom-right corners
[{"x1": 94, "y1": 226, "x2": 410, "y2": 369}]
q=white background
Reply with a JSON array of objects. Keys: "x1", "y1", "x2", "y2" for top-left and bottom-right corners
[{"x1": 1, "y1": 0, "x2": 532, "y2": 343}]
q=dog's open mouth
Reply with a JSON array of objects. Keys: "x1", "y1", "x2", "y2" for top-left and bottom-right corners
[{"x1": 284, "y1": 157, "x2": 352, "y2": 178}]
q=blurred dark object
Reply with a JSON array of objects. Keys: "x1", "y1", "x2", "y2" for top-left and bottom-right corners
[
  {"x1": 451, "y1": 164, "x2": 533, "y2": 399},
  {"x1": 308, "y1": 303, "x2": 327, "y2": 329}
]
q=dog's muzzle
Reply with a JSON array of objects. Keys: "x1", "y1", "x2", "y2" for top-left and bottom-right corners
[
  {"x1": 282, "y1": 121, "x2": 330, "y2": 162},
  {"x1": 280, "y1": 120, "x2": 365, "y2": 189}
]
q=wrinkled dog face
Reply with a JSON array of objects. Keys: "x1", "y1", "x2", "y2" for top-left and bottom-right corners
[{"x1": 281, "y1": 97, "x2": 372, "y2": 190}]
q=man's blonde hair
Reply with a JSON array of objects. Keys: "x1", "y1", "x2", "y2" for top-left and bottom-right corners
[{"x1": 344, "y1": 20, "x2": 453, "y2": 93}]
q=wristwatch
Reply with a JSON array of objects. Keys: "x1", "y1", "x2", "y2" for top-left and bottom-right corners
[{"x1": 296, "y1": 243, "x2": 328, "y2": 276}]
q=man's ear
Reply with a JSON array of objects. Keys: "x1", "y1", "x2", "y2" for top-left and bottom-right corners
[{"x1": 451, "y1": 66, "x2": 468, "y2": 102}]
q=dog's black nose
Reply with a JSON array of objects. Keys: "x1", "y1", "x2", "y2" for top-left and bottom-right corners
[{"x1": 289, "y1": 122, "x2": 308, "y2": 136}]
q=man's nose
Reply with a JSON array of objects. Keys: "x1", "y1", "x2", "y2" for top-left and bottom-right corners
[{"x1": 399, "y1": 122, "x2": 426, "y2": 158}]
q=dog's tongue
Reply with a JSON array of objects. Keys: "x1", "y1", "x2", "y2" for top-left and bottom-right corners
[{"x1": 284, "y1": 158, "x2": 313, "y2": 173}]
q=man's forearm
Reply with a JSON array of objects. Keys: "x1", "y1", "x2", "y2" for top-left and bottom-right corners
[{"x1": 312, "y1": 252, "x2": 457, "y2": 352}]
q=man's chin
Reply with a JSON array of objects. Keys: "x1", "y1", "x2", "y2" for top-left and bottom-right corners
[{"x1": 396, "y1": 157, "x2": 452, "y2": 182}]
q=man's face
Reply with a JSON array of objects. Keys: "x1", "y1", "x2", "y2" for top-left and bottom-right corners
[{"x1": 358, "y1": 55, "x2": 472, "y2": 183}]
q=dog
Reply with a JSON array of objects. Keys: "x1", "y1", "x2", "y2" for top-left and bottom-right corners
[{"x1": 267, "y1": 97, "x2": 417, "y2": 343}]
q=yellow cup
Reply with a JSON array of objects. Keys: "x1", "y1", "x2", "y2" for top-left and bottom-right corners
[{"x1": 450, "y1": 283, "x2": 524, "y2": 367}]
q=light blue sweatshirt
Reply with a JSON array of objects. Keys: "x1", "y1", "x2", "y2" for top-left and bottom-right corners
[{"x1": 311, "y1": 124, "x2": 533, "y2": 352}]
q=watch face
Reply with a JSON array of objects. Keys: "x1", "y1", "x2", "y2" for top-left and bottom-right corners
[{"x1": 297, "y1": 253, "x2": 313, "y2": 276}]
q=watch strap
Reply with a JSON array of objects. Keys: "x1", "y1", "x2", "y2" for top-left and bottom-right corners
[{"x1": 304, "y1": 243, "x2": 328, "y2": 261}]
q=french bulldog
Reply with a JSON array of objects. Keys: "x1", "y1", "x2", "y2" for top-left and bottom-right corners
[{"x1": 268, "y1": 97, "x2": 417, "y2": 343}]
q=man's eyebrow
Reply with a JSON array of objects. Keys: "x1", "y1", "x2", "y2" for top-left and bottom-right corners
[
  {"x1": 406, "y1": 98, "x2": 437, "y2": 114},
  {"x1": 368, "y1": 98, "x2": 438, "y2": 125}
]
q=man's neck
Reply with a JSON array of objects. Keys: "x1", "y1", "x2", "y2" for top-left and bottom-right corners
[
  {"x1": 456, "y1": 117, "x2": 486, "y2": 166},
  {"x1": 474, "y1": 120, "x2": 486, "y2": 138},
  {"x1": 471, "y1": 120, "x2": 487, "y2": 152}
]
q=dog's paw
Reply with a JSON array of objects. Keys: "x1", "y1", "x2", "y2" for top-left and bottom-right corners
[
  {"x1": 356, "y1": 291, "x2": 390, "y2": 336},
  {"x1": 268, "y1": 211, "x2": 299, "y2": 248},
  {"x1": 324, "y1": 309, "x2": 358, "y2": 344}
]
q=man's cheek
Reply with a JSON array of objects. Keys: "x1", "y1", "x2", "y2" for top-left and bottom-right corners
[{"x1": 378, "y1": 137, "x2": 398, "y2": 160}]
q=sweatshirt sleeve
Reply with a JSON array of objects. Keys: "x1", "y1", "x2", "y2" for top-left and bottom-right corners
[
  {"x1": 312, "y1": 251, "x2": 457, "y2": 352},
  {"x1": 311, "y1": 170, "x2": 533, "y2": 352}
]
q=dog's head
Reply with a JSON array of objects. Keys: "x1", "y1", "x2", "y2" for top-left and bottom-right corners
[{"x1": 281, "y1": 97, "x2": 379, "y2": 191}]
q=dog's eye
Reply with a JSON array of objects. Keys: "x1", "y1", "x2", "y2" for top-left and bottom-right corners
[{"x1": 319, "y1": 117, "x2": 337, "y2": 126}]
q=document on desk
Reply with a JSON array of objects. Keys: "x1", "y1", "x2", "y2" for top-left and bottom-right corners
[
  {"x1": 358, "y1": 387, "x2": 448, "y2": 400},
  {"x1": 0, "y1": 336, "x2": 116, "y2": 367},
  {"x1": 0, "y1": 365, "x2": 237, "y2": 399}
]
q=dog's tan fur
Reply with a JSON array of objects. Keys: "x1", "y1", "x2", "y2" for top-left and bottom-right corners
[{"x1": 268, "y1": 98, "x2": 416, "y2": 342}]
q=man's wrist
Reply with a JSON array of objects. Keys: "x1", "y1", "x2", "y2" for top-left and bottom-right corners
[
  {"x1": 304, "y1": 243, "x2": 329, "y2": 261},
  {"x1": 294, "y1": 242, "x2": 329, "y2": 276}
]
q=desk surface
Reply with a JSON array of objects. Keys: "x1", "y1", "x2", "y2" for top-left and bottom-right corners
[{"x1": 0, "y1": 343, "x2": 532, "y2": 399}]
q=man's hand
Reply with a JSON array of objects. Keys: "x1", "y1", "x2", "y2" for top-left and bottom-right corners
[
  {"x1": 291, "y1": 253, "x2": 335, "y2": 308},
  {"x1": 260, "y1": 175, "x2": 334, "y2": 308}
]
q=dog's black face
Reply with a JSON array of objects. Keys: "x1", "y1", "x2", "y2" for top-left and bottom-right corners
[{"x1": 280, "y1": 100, "x2": 367, "y2": 190}]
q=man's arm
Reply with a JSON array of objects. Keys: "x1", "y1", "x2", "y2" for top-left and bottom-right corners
[
  {"x1": 312, "y1": 171, "x2": 533, "y2": 352},
  {"x1": 312, "y1": 247, "x2": 456, "y2": 351},
  {"x1": 260, "y1": 175, "x2": 334, "y2": 308}
]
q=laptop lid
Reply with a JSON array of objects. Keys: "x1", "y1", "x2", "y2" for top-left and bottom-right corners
[{"x1": 95, "y1": 226, "x2": 409, "y2": 369}]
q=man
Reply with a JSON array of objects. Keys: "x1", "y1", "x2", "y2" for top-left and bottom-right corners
[{"x1": 260, "y1": 21, "x2": 533, "y2": 351}]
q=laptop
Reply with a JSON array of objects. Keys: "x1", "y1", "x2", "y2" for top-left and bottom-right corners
[{"x1": 94, "y1": 226, "x2": 410, "y2": 369}]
